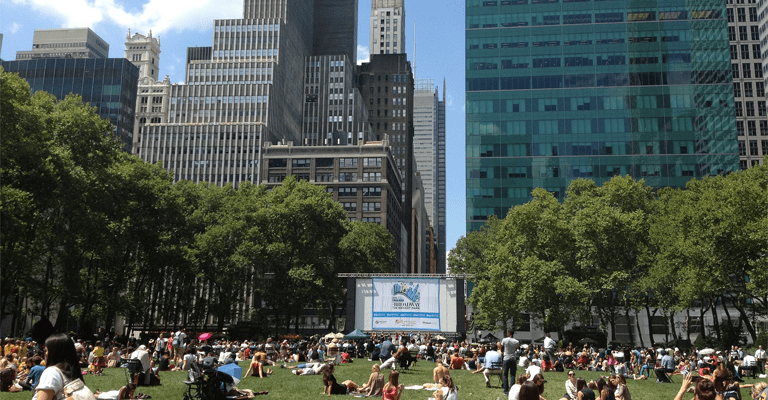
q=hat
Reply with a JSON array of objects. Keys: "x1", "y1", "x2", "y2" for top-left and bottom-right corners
[
  {"x1": 138, "y1": 345, "x2": 147, "y2": 351},
  {"x1": 703, "y1": 356, "x2": 712, "y2": 362}
]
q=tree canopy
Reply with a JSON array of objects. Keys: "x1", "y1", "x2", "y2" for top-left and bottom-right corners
[
  {"x1": 0, "y1": 68, "x2": 396, "y2": 337},
  {"x1": 450, "y1": 167, "x2": 768, "y2": 347}
]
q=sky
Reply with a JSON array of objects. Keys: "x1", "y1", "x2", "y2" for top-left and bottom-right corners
[{"x1": 0, "y1": 0, "x2": 468, "y2": 255}]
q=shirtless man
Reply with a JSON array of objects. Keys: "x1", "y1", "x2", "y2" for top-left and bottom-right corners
[{"x1": 434, "y1": 359, "x2": 450, "y2": 383}]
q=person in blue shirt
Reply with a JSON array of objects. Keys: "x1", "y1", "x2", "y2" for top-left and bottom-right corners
[
  {"x1": 482, "y1": 343, "x2": 503, "y2": 388},
  {"x1": 380, "y1": 338, "x2": 395, "y2": 363},
  {"x1": 21, "y1": 355, "x2": 45, "y2": 391},
  {"x1": 655, "y1": 349, "x2": 675, "y2": 383}
]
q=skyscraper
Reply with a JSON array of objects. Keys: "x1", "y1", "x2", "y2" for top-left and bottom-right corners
[
  {"x1": 730, "y1": 0, "x2": 768, "y2": 168},
  {"x1": 370, "y1": 0, "x2": 406, "y2": 55},
  {"x1": 4, "y1": 28, "x2": 137, "y2": 151},
  {"x1": 413, "y1": 79, "x2": 446, "y2": 273},
  {"x1": 16, "y1": 28, "x2": 109, "y2": 60},
  {"x1": 313, "y1": 0, "x2": 358, "y2": 63},
  {"x1": 466, "y1": 0, "x2": 740, "y2": 231},
  {"x1": 135, "y1": 0, "x2": 315, "y2": 186}
]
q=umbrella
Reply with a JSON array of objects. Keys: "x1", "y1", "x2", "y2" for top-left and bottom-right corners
[
  {"x1": 324, "y1": 333, "x2": 336, "y2": 341},
  {"x1": 699, "y1": 348, "x2": 715, "y2": 356},
  {"x1": 198, "y1": 332, "x2": 212, "y2": 341},
  {"x1": 344, "y1": 329, "x2": 369, "y2": 340},
  {"x1": 579, "y1": 337, "x2": 598, "y2": 345},
  {"x1": 434, "y1": 335, "x2": 446, "y2": 341},
  {"x1": 335, "y1": 332, "x2": 345, "y2": 339}
]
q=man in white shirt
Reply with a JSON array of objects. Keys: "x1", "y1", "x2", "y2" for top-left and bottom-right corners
[
  {"x1": 543, "y1": 333, "x2": 557, "y2": 371},
  {"x1": 756, "y1": 345, "x2": 767, "y2": 375},
  {"x1": 501, "y1": 330, "x2": 520, "y2": 395}
]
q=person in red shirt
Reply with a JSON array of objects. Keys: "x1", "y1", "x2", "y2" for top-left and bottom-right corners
[{"x1": 449, "y1": 351, "x2": 465, "y2": 370}]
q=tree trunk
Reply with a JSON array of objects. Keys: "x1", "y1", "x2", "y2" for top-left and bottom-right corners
[
  {"x1": 635, "y1": 309, "x2": 645, "y2": 348},
  {"x1": 712, "y1": 299, "x2": 721, "y2": 343},
  {"x1": 645, "y1": 305, "x2": 654, "y2": 346},
  {"x1": 669, "y1": 313, "x2": 679, "y2": 342}
]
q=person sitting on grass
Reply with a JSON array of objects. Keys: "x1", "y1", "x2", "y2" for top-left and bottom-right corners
[
  {"x1": 356, "y1": 364, "x2": 385, "y2": 397},
  {"x1": 674, "y1": 373, "x2": 717, "y2": 400},
  {"x1": 558, "y1": 370, "x2": 578, "y2": 400},
  {"x1": 450, "y1": 351, "x2": 465, "y2": 370},
  {"x1": 610, "y1": 375, "x2": 631, "y2": 400},
  {"x1": 435, "y1": 358, "x2": 451, "y2": 383},
  {"x1": 382, "y1": 370, "x2": 404, "y2": 400},
  {"x1": 433, "y1": 375, "x2": 458, "y2": 400},
  {"x1": 752, "y1": 382, "x2": 768, "y2": 400},
  {"x1": 509, "y1": 374, "x2": 529, "y2": 400},
  {"x1": 322, "y1": 363, "x2": 358, "y2": 395},
  {"x1": 244, "y1": 353, "x2": 272, "y2": 378}
]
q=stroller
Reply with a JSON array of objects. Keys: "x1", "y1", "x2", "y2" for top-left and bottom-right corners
[{"x1": 183, "y1": 362, "x2": 237, "y2": 400}]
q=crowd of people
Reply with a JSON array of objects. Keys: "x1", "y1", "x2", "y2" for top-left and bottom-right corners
[{"x1": 1, "y1": 328, "x2": 767, "y2": 400}]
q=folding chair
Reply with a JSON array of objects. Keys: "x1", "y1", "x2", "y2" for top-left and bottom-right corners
[{"x1": 484, "y1": 360, "x2": 504, "y2": 387}]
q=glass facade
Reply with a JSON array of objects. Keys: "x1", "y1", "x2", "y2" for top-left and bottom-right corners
[
  {"x1": 2, "y1": 58, "x2": 138, "y2": 152},
  {"x1": 466, "y1": 0, "x2": 740, "y2": 231}
]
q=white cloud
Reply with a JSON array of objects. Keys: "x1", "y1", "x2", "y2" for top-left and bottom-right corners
[
  {"x1": 10, "y1": 22, "x2": 21, "y2": 34},
  {"x1": 10, "y1": 0, "x2": 242, "y2": 34},
  {"x1": 356, "y1": 44, "x2": 369, "y2": 65}
]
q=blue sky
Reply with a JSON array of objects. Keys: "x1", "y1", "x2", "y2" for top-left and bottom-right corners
[{"x1": 0, "y1": 0, "x2": 468, "y2": 254}]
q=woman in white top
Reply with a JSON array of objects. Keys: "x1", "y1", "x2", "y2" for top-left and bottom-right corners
[
  {"x1": 434, "y1": 375, "x2": 459, "y2": 400},
  {"x1": 32, "y1": 334, "x2": 84, "y2": 400},
  {"x1": 509, "y1": 373, "x2": 530, "y2": 400}
]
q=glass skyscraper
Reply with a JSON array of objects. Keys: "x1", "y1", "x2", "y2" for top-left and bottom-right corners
[
  {"x1": 2, "y1": 58, "x2": 138, "y2": 152},
  {"x1": 466, "y1": 0, "x2": 740, "y2": 231}
]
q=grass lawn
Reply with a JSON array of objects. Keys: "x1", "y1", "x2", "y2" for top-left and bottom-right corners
[{"x1": 8, "y1": 360, "x2": 761, "y2": 400}]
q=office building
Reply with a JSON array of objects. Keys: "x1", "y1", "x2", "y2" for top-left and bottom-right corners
[
  {"x1": 313, "y1": 0, "x2": 358, "y2": 63},
  {"x1": 370, "y1": 0, "x2": 406, "y2": 55},
  {"x1": 731, "y1": 0, "x2": 768, "y2": 167},
  {"x1": 413, "y1": 79, "x2": 446, "y2": 273},
  {"x1": 260, "y1": 140, "x2": 407, "y2": 272},
  {"x1": 135, "y1": 0, "x2": 315, "y2": 186},
  {"x1": 16, "y1": 28, "x2": 109, "y2": 60},
  {"x1": 126, "y1": 30, "x2": 172, "y2": 153},
  {"x1": 466, "y1": 0, "x2": 740, "y2": 231},
  {"x1": 301, "y1": 54, "x2": 373, "y2": 146},
  {"x1": 358, "y1": 53, "x2": 415, "y2": 267},
  {"x1": 4, "y1": 28, "x2": 138, "y2": 151}
]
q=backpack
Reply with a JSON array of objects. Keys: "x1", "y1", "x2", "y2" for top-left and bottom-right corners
[{"x1": 54, "y1": 367, "x2": 96, "y2": 400}]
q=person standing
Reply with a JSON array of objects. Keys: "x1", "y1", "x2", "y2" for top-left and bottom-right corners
[
  {"x1": 755, "y1": 345, "x2": 767, "y2": 375},
  {"x1": 502, "y1": 330, "x2": 520, "y2": 394},
  {"x1": 544, "y1": 333, "x2": 557, "y2": 372}
]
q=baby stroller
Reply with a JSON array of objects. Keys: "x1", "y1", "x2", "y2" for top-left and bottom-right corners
[{"x1": 183, "y1": 362, "x2": 237, "y2": 400}]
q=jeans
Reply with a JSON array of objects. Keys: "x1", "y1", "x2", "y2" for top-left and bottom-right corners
[{"x1": 502, "y1": 357, "x2": 517, "y2": 392}]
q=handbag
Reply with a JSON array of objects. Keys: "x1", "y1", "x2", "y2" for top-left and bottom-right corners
[{"x1": 54, "y1": 367, "x2": 97, "y2": 400}]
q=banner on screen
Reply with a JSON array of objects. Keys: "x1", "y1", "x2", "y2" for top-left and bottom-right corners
[{"x1": 372, "y1": 278, "x2": 440, "y2": 331}]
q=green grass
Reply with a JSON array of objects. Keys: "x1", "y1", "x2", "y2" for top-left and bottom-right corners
[{"x1": 9, "y1": 360, "x2": 762, "y2": 400}]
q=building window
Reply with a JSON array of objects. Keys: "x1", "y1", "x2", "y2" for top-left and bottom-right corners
[
  {"x1": 339, "y1": 172, "x2": 358, "y2": 182},
  {"x1": 316, "y1": 173, "x2": 334, "y2": 182},
  {"x1": 735, "y1": 102, "x2": 743, "y2": 116},
  {"x1": 268, "y1": 174, "x2": 286, "y2": 183},
  {"x1": 363, "y1": 157, "x2": 382, "y2": 167},
  {"x1": 750, "y1": 140, "x2": 759, "y2": 155},
  {"x1": 363, "y1": 172, "x2": 382, "y2": 182},
  {"x1": 746, "y1": 101, "x2": 755, "y2": 116},
  {"x1": 339, "y1": 158, "x2": 358, "y2": 167},
  {"x1": 338, "y1": 187, "x2": 358, "y2": 196},
  {"x1": 748, "y1": 120, "x2": 757, "y2": 135},
  {"x1": 292, "y1": 158, "x2": 311, "y2": 168},
  {"x1": 341, "y1": 202, "x2": 357, "y2": 212},
  {"x1": 363, "y1": 187, "x2": 382, "y2": 197},
  {"x1": 362, "y1": 202, "x2": 381, "y2": 212},
  {"x1": 734, "y1": 83, "x2": 742, "y2": 97}
]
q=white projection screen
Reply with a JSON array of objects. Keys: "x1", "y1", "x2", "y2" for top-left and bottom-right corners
[{"x1": 345, "y1": 277, "x2": 465, "y2": 334}]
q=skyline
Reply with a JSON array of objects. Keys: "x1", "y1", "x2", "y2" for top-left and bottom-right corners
[{"x1": 0, "y1": 0, "x2": 468, "y2": 255}]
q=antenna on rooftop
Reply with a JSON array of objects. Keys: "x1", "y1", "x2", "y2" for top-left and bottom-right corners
[{"x1": 413, "y1": 19, "x2": 417, "y2": 79}]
